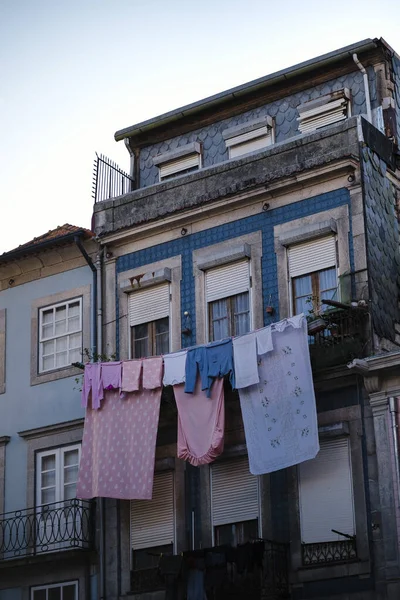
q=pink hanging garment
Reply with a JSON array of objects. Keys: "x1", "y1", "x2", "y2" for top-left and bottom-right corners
[
  {"x1": 77, "y1": 386, "x2": 161, "y2": 500},
  {"x1": 174, "y1": 376, "x2": 225, "y2": 466},
  {"x1": 143, "y1": 357, "x2": 163, "y2": 390},
  {"x1": 81, "y1": 363, "x2": 102, "y2": 409},
  {"x1": 122, "y1": 360, "x2": 142, "y2": 392}
]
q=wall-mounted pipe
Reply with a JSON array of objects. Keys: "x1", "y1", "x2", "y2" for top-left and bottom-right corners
[
  {"x1": 353, "y1": 54, "x2": 372, "y2": 124},
  {"x1": 389, "y1": 397, "x2": 400, "y2": 512},
  {"x1": 74, "y1": 235, "x2": 97, "y2": 359}
]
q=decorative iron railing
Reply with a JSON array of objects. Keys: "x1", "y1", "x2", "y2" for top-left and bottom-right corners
[
  {"x1": 301, "y1": 539, "x2": 357, "y2": 566},
  {"x1": 92, "y1": 153, "x2": 134, "y2": 203},
  {"x1": 130, "y1": 540, "x2": 290, "y2": 599},
  {"x1": 0, "y1": 499, "x2": 94, "y2": 560}
]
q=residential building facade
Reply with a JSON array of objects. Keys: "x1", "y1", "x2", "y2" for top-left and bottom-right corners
[
  {"x1": 91, "y1": 37, "x2": 400, "y2": 600},
  {"x1": 0, "y1": 226, "x2": 98, "y2": 600}
]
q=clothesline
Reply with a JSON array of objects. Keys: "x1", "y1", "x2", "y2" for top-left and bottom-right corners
[{"x1": 76, "y1": 313, "x2": 319, "y2": 501}]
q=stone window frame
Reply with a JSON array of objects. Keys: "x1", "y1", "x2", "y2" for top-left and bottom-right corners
[
  {"x1": 18, "y1": 419, "x2": 84, "y2": 509},
  {"x1": 0, "y1": 308, "x2": 5, "y2": 394},
  {"x1": 193, "y1": 232, "x2": 263, "y2": 345},
  {"x1": 273, "y1": 206, "x2": 350, "y2": 320},
  {"x1": 30, "y1": 285, "x2": 91, "y2": 386},
  {"x1": 118, "y1": 256, "x2": 182, "y2": 360},
  {"x1": 0, "y1": 435, "x2": 10, "y2": 515},
  {"x1": 288, "y1": 405, "x2": 370, "y2": 582}
]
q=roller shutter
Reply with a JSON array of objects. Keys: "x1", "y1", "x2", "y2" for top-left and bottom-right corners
[
  {"x1": 159, "y1": 154, "x2": 200, "y2": 179},
  {"x1": 211, "y1": 456, "x2": 259, "y2": 526},
  {"x1": 299, "y1": 438, "x2": 355, "y2": 543},
  {"x1": 130, "y1": 471, "x2": 174, "y2": 549},
  {"x1": 288, "y1": 236, "x2": 336, "y2": 278},
  {"x1": 128, "y1": 283, "x2": 170, "y2": 327},
  {"x1": 206, "y1": 260, "x2": 250, "y2": 303}
]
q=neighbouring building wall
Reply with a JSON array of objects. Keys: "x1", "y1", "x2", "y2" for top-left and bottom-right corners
[
  {"x1": 361, "y1": 144, "x2": 400, "y2": 346},
  {"x1": 138, "y1": 70, "x2": 376, "y2": 188},
  {"x1": 0, "y1": 265, "x2": 91, "y2": 513},
  {"x1": 392, "y1": 55, "x2": 400, "y2": 143}
]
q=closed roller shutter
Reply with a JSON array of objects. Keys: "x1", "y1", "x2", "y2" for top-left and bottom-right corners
[
  {"x1": 211, "y1": 456, "x2": 259, "y2": 526},
  {"x1": 288, "y1": 236, "x2": 336, "y2": 278},
  {"x1": 130, "y1": 471, "x2": 174, "y2": 549},
  {"x1": 299, "y1": 438, "x2": 355, "y2": 543},
  {"x1": 159, "y1": 153, "x2": 200, "y2": 179},
  {"x1": 206, "y1": 260, "x2": 250, "y2": 303},
  {"x1": 128, "y1": 283, "x2": 170, "y2": 327}
]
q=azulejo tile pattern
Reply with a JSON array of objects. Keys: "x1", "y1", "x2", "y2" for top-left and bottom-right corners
[{"x1": 116, "y1": 188, "x2": 352, "y2": 351}]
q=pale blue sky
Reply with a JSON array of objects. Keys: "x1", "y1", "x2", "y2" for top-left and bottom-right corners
[{"x1": 1, "y1": 0, "x2": 399, "y2": 253}]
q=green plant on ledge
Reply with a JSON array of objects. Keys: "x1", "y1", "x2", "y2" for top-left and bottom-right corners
[{"x1": 74, "y1": 348, "x2": 117, "y2": 392}]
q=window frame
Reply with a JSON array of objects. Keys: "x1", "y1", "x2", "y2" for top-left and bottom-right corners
[
  {"x1": 208, "y1": 291, "x2": 251, "y2": 342},
  {"x1": 291, "y1": 266, "x2": 338, "y2": 317},
  {"x1": 31, "y1": 581, "x2": 78, "y2": 600},
  {"x1": 38, "y1": 297, "x2": 83, "y2": 374},
  {"x1": 130, "y1": 316, "x2": 170, "y2": 358},
  {"x1": 36, "y1": 443, "x2": 81, "y2": 507}
]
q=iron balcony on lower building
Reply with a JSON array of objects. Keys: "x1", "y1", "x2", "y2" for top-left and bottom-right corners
[{"x1": 0, "y1": 499, "x2": 94, "y2": 560}]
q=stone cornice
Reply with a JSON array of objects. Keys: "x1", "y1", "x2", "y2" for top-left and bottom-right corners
[
  {"x1": 18, "y1": 419, "x2": 84, "y2": 441},
  {"x1": 0, "y1": 436, "x2": 10, "y2": 446}
]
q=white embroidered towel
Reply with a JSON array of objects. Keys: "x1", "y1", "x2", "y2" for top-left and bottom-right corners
[
  {"x1": 233, "y1": 332, "x2": 259, "y2": 389},
  {"x1": 163, "y1": 350, "x2": 187, "y2": 386},
  {"x1": 256, "y1": 326, "x2": 273, "y2": 356},
  {"x1": 239, "y1": 315, "x2": 319, "y2": 475}
]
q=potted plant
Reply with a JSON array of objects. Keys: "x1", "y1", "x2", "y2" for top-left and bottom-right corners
[{"x1": 305, "y1": 295, "x2": 328, "y2": 335}]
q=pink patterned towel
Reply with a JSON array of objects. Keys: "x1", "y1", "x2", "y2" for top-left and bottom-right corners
[
  {"x1": 77, "y1": 388, "x2": 161, "y2": 500},
  {"x1": 174, "y1": 376, "x2": 224, "y2": 466},
  {"x1": 143, "y1": 357, "x2": 163, "y2": 389},
  {"x1": 122, "y1": 360, "x2": 142, "y2": 392}
]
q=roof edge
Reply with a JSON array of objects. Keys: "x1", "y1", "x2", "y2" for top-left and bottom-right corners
[
  {"x1": 0, "y1": 230, "x2": 92, "y2": 265},
  {"x1": 115, "y1": 38, "x2": 379, "y2": 141}
]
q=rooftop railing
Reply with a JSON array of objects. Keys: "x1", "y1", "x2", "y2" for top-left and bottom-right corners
[{"x1": 92, "y1": 153, "x2": 134, "y2": 203}]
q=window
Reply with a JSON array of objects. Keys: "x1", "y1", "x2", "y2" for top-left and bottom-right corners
[
  {"x1": 130, "y1": 471, "x2": 174, "y2": 569},
  {"x1": 39, "y1": 298, "x2": 82, "y2": 372},
  {"x1": 153, "y1": 142, "x2": 202, "y2": 181},
  {"x1": 31, "y1": 582, "x2": 78, "y2": 600},
  {"x1": 297, "y1": 89, "x2": 351, "y2": 134},
  {"x1": 37, "y1": 445, "x2": 81, "y2": 506},
  {"x1": 288, "y1": 236, "x2": 338, "y2": 316},
  {"x1": 206, "y1": 260, "x2": 251, "y2": 341},
  {"x1": 128, "y1": 283, "x2": 170, "y2": 358},
  {"x1": 211, "y1": 456, "x2": 260, "y2": 546},
  {"x1": 298, "y1": 438, "x2": 355, "y2": 544},
  {"x1": 223, "y1": 117, "x2": 274, "y2": 159}
]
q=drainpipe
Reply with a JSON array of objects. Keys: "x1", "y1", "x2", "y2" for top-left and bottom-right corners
[
  {"x1": 389, "y1": 397, "x2": 400, "y2": 509},
  {"x1": 353, "y1": 54, "x2": 372, "y2": 124},
  {"x1": 96, "y1": 249, "x2": 104, "y2": 360},
  {"x1": 74, "y1": 235, "x2": 97, "y2": 359}
]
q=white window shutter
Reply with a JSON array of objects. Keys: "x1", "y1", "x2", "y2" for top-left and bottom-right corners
[
  {"x1": 298, "y1": 438, "x2": 355, "y2": 543},
  {"x1": 130, "y1": 471, "x2": 174, "y2": 549},
  {"x1": 288, "y1": 236, "x2": 336, "y2": 278},
  {"x1": 298, "y1": 95, "x2": 349, "y2": 134},
  {"x1": 128, "y1": 283, "x2": 170, "y2": 326},
  {"x1": 159, "y1": 154, "x2": 200, "y2": 179},
  {"x1": 206, "y1": 260, "x2": 250, "y2": 303},
  {"x1": 211, "y1": 456, "x2": 259, "y2": 526}
]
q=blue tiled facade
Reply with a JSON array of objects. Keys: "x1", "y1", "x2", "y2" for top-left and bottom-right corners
[
  {"x1": 117, "y1": 187, "x2": 351, "y2": 350},
  {"x1": 139, "y1": 69, "x2": 377, "y2": 188}
]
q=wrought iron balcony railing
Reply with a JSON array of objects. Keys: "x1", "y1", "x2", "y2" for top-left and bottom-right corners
[
  {"x1": 301, "y1": 538, "x2": 357, "y2": 566},
  {"x1": 0, "y1": 499, "x2": 94, "y2": 560},
  {"x1": 92, "y1": 153, "x2": 134, "y2": 203}
]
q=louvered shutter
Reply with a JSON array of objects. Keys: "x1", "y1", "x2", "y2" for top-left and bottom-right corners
[
  {"x1": 130, "y1": 471, "x2": 174, "y2": 549},
  {"x1": 298, "y1": 97, "x2": 349, "y2": 134},
  {"x1": 128, "y1": 283, "x2": 170, "y2": 326},
  {"x1": 288, "y1": 236, "x2": 336, "y2": 278},
  {"x1": 159, "y1": 153, "x2": 200, "y2": 179},
  {"x1": 211, "y1": 456, "x2": 259, "y2": 526},
  {"x1": 206, "y1": 260, "x2": 250, "y2": 303},
  {"x1": 299, "y1": 438, "x2": 355, "y2": 543}
]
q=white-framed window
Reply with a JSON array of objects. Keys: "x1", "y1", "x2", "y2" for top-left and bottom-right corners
[
  {"x1": 206, "y1": 260, "x2": 251, "y2": 341},
  {"x1": 211, "y1": 456, "x2": 260, "y2": 546},
  {"x1": 36, "y1": 444, "x2": 81, "y2": 507},
  {"x1": 130, "y1": 470, "x2": 175, "y2": 571},
  {"x1": 288, "y1": 236, "x2": 338, "y2": 316},
  {"x1": 31, "y1": 581, "x2": 78, "y2": 600},
  {"x1": 39, "y1": 298, "x2": 82, "y2": 373},
  {"x1": 297, "y1": 89, "x2": 351, "y2": 134},
  {"x1": 298, "y1": 438, "x2": 355, "y2": 544},
  {"x1": 128, "y1": 283, "x2": 170, "y2": 358}
]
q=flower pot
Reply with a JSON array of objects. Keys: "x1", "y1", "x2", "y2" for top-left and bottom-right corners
[{"x1": 307, "y1": 318, "x2": 327, "y2": 335}]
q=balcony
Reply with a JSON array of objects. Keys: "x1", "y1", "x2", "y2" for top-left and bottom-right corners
[
  {"x1": 308, "y1": 305, "x2": 369, "y2": 370},
  {"x1": 92, "y1": 153, "x2": 133, "y2": 203},
  {"x1": 130, "y1": 540, "x2": 290, "y2": 599},
  {"x1": 0, "y1": 499, "x2": 94, "y2": 560},
  {"x1": 302, "y1": 538, "x2": 357, "y2": 566}
]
